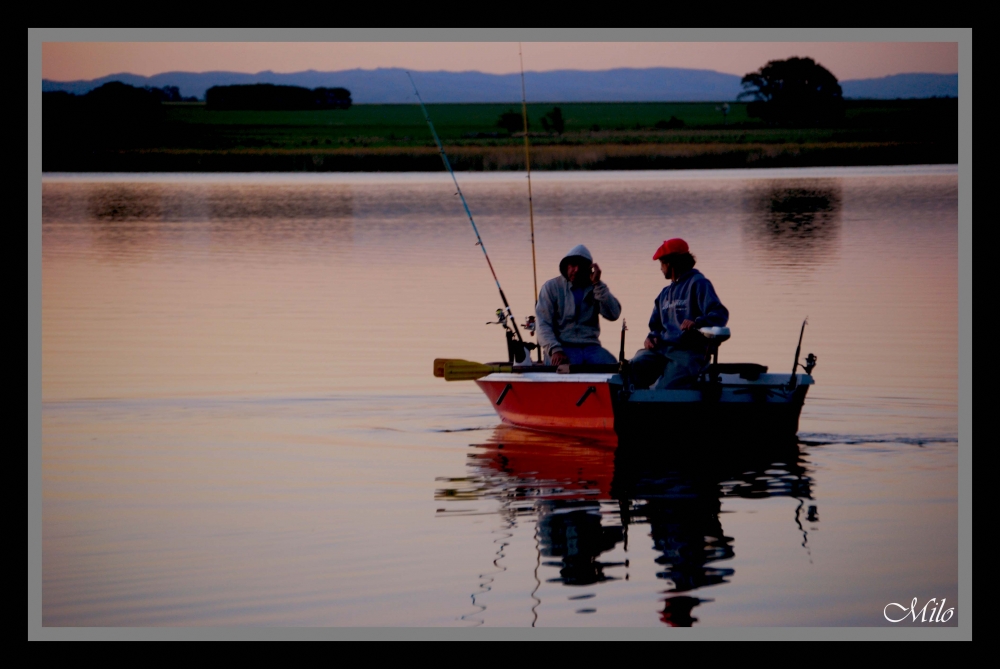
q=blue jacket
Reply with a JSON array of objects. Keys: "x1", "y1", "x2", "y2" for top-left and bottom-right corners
[{"x1": 647, "y1": 269, "x2": 728, "y2": 351}]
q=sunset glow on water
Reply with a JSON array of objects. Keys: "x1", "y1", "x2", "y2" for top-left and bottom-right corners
[{"x1": 41, "y1": 167, "x2": 958, "y2": 626}]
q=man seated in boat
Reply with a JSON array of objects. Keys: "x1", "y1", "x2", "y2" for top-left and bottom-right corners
[
  {"x1": 630, "y1": 238, "x2": 729, "y2": 389},
  {"x1": 535, "y1": 244, "x2": 622, "y2": 366}
]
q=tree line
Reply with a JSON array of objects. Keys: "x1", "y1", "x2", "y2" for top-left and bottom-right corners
[
  {"x1": 43, "y1": 81, "x2": 354, "y2": 111},
  {"x1": 492, "y1": 57, "x2": 850, "y2": 133},
  {"x1": 205, "y1": 84, "x2": 352, "y2": 110},
  {"x1": 496, "y1": 107, "x2": 567, "y2": 134},
  {"x1": 739, "y1": 57, "x2": 845, "y2": 125},
  {"x1": 43, "y1": 81, "x2": 197, "y2": 115},
  {"x1": 43, "y1": 82, "x2": 180, "y2": 151}
]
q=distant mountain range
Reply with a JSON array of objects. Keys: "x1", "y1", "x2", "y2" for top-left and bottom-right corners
[{"x1": 41, "y1": 68, "x2": 958, "y2": 103}]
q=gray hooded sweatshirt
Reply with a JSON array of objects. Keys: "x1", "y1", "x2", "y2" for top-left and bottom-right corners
[{"x1": 535, "y1": 244, "x2": 622, "y2": 357}]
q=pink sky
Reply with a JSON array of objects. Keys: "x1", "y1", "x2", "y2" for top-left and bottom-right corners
[{"x1": 42, "y1": 42, "x2": 958, "y2": 82}]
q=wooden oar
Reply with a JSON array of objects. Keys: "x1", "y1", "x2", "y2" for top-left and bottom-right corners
[{"x1": 434, "y1": 359, "x2": 514, "y2": 381}]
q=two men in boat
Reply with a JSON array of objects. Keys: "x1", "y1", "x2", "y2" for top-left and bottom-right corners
[
  {"x1": 535, "y1": 238, "x2": 728, "y2": 388},
  {"x1": 630, "y1": 238, "x2": 729, "y2": 389},
  {"x1": 535, "y1": 244, "x2": 622, "y2": 366}
]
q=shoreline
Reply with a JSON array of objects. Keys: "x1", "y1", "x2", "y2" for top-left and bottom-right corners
[
  {"x1": 42, "y1": 164, "x2": 958, "y2": 182},
  {"x1": 42, "y1": 141, "x2": 955, "y2": 173}
]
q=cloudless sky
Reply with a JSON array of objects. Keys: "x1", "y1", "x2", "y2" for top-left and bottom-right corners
[{"x1": 42, "y1": 42, "x2": 958, "y2": 82}]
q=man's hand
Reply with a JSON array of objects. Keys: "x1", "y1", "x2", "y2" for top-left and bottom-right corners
[
  {"x1": 643, "y1": 336, "x2": 659, "y2": 350},
  {"x1": 680, "y1": 319, "x2": 697, "y2": 332},
  {"x1": 590, "y1": 263, "x2": 602, "y2": 285},
  {"x1": 551, "y1": 350, "x2": 569, "y2": 366}
]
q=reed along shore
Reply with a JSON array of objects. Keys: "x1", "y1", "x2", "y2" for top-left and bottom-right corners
[
  {"x1": 44, "y1": 141, "x2": 957, "y2": 172},
  {"x1": 42, "y1": 100, "x2": 957, "y2": 172}
]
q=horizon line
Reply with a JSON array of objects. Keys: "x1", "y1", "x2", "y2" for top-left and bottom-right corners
[{"x1": 42, "y1": 66, "x2": 960, "y2": 84}]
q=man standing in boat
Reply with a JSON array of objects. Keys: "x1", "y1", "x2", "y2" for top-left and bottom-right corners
[
  {"x1": 536, "y1": 244, "x2": 622, "y2": 366},
  {"x1": 631, "y1": 238, "x2": 729, "y2": 389}
]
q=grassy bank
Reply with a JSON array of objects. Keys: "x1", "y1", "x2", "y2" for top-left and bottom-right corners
[{"x1": 43, "y1": 100, "x2": 957, "y2": 171}]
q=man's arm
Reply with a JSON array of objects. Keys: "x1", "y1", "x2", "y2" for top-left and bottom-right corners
[
  {"x1": 692, "y1": 279, "x2": 729, "y2": 328},
  {"x1": 645, "y1": 297, "x2": 663, "y2": 349},
  {"x1": 535, "y1": 283, "x2": 563, "y2": 359},
  {"x1": 592, "y1": 281, "x2": 621, "y2": 321}
]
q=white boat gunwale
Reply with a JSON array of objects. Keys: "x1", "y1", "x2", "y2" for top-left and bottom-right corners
[
  {"x1": 480, "y1": 371, "x2": 814, "y2": 389},
  {"x1": 482, "y1": 372, "x2": 619, "y2": 383}
]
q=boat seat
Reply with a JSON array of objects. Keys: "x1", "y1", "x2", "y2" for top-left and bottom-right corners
[{"x1": 699, "y1": 326, "x2": 731, "y2": 343}]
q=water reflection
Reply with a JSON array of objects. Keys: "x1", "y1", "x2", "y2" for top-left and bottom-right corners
[
  {"x1": 87, "y1": 184, "x2": 166, "y2": 221},
  {"x1": 202, "y1": 185, "x2": 354, "y2": 250},
  {"x1": 538, "y1": 500, "x2": 626, "y2": 586},
  {"x1": 204, "y1": 184, "x2": 353, "y2": 222},
  {"x1": 437, "y1": 425, "x2": 814, "y2": 626},
  {"x1": 62, "y1": 183, "x2": 356, "y2": 260},
  {"x1": 743, "y1": 180, "x2": 842, "y2": 267},
  {"x1": 80, "y1": 182, "x2": 356, "y2": 224}
]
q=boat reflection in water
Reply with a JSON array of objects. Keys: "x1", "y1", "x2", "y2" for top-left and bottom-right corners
[{"x1": 436, "y1": 425, "x2": 814, "y2": 626}]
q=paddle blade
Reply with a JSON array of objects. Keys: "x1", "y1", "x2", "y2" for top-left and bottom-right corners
[
  {"x1": 433, "y1": 358, "x2": 449, "y2": 377},
  {"x1": 435, "y1": 358, "x2": 476, "y2": 378}
]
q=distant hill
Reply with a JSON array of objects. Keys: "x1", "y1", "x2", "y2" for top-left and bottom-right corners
[
  {"x1": 42, "y1": 68, "x2": 958, "y2": 103},
  {"x1": 840, "y1": 73, "x2": 959, "y2": 99}
]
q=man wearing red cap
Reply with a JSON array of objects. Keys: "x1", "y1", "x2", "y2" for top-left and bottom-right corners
[{"x1": 630, "y1": 238, "x2": 729, "y2": 389}]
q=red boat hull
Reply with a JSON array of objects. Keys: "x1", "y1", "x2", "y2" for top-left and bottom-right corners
[{"x1": 475, "y1": 374, "x2": 617, "y2": 437}]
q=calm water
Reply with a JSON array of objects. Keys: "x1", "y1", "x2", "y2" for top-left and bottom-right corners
[{"x1": 41, "y1": 167, "x2": 959, "y2": 627}]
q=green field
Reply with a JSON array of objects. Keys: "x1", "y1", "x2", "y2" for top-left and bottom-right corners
[
  {"x1": 154, "y1": 102, "x2": 760, "y2": 152},
  {"x1": 159, "y1": 101, "x2": 946, "y2": 148},
  {"x1": 165, "y1": 102, "x2": 752, "y2": 140},
  {"x1": 44, "y1": 99, "x2": 958, "y2": 171}
]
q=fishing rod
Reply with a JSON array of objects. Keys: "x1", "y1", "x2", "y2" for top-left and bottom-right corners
[
  {"x1": 788, "y1": 317, "x2": 808, "y2": 389},
  {"x1": 519, "y1": 44, "x2": 539, "y2": 308},
  {"x1": 406, "y1": 71, "x2": 524, "y2": 344},
  {"x1": 519, "y1": 44, "x2": 542, "y2": 363}
]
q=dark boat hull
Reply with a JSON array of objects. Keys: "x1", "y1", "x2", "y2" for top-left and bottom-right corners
[{"x1": 611, "y1": 382, "x2": 810, "y2": 444}]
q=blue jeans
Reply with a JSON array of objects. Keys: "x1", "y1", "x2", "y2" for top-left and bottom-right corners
[
  {"x1": 630, "y1": 347, "x2": 708, "y2": 389},
  {"x1": 545, "y1": 344, "x2": 618, "y2": 365}
]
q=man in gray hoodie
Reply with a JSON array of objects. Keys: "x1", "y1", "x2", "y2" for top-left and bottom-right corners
[
  {"x1": 536, "y1": 244, "x2": 622, "y2": 366},
  {"x1": 630, "y1": 238, "x2": 729, "y2": 389}
]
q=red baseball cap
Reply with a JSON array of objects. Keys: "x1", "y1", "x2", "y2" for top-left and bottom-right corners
[{"x1": 653, "y1": 238, "x2": 689, "y2": 260}]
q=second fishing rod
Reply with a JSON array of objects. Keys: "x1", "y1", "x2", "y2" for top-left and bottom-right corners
[{"x1": 406, "y1": 72, "x2": 535, "y2": 363}]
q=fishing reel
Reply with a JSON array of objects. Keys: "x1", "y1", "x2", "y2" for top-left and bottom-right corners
[
  {"x1": 486, "y1": 308, "x2": 509, "y2": 328},
  {"x1": 521, "y1": 315, "x2": 536, "y2": 337},
  {"x1": 801, "y1": 353, "x2": 818, "y2": 375},
  {"x1": 487, "y1": 308, "x2": 536, "y2": 364}
]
